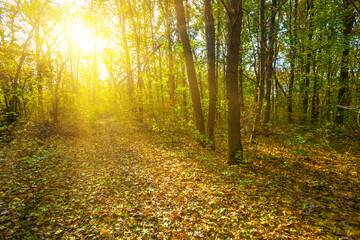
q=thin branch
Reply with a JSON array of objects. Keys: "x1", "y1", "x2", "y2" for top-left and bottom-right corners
[
  {"x1": 336, "y1": 105, "x2": 360, "y2": 110},
  {"x1": 265, "y1": 0, "x2": 288, "y2": 25},
  {"x1": 218, "y1": 0, "x2": 231, "y2": 16},
  {"x1": 241, "y1": 7, "x2": 260, "y2": 26},
  {"x1": 241, "y1": 71, "x2": 257, "y2": 84},
  {"x1": 348, "y1": 0, "x2": 360, "y2": 16},
  {"x1": 273, "y1": 73, "x2": 287, "y2": 97}
]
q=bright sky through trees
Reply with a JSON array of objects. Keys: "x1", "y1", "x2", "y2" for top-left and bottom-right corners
[{"x1": 70, "y1": 20, "x2": 97, "y2": 54}]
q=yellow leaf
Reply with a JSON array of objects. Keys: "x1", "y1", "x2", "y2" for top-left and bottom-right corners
[{"x1": 100, "y1": 229, "x2": 108, "y2": 235}]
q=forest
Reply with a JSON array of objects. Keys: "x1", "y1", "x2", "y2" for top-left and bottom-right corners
[{"x1": 0, "y1": 0, "x2": 360, "y2": 239}]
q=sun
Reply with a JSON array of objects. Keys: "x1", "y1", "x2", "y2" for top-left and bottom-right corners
[{"x1": 70, "y1": 20, "x2": 98, "y2": 53}]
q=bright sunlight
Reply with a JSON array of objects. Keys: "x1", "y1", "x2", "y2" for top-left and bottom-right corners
[{"x1": 69, "y1": 20, "x2": 104, "y2": 54}]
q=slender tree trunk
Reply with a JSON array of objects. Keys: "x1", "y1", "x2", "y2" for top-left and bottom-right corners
[
  {"x1": 335, "y1": 0, "x2": 354, "y2": 124},
  {"x1": 302, "y1": 0, "x2": 314, "y2": 118},
  {"x1": 311, "y1": 64, "x2": 319, "y2": 123},
  {"x1": 118, "y1": 0, "x2": 134, "y2": 104},
  {"x1": 326, "y1": 59, "x2": 332, "y2": 121},
  {"x1": 127, "y1": 0, "x2": 143, "y2": 119},
  {"x1": 166, "y1": 0, "x2": 175, "y2": 109},
  {"x1": 265, "y1": 0, "x2": 277, "y2": 123},
  {"x1": 250, "y1": 0, "x2": 265, "y2": 141},
  {"x1": 239, "y1": 51, "x2": 244, "y2": 110},
  {"x1": 255, "y1": 0, "x2": 266, "y2": 124},
  {"x1": 148, "y1": 1, "x2": 154, "y2": 114},
  {"x1": 182, "y1": 63, "x2": 188, "y2": 119},
  {"x1": 159, "y1": 48, "x2": 165, "y2": 111},
  {"x1": 204, "y1": 0, "x2": 217, "y2": 149},
  {"x1": 53, "y1": 56, "x2": 68, "y2": 124},
  {"x1": 288, "y1": 0, "x2": 298, "y2": 123},
  {"x1": 225, "y1": 0, "x2": 244, "y2": 164},
  {"x1": 174, "y1": 0, "x2": 206, "y2": 136},
  {"x1": 35, "y1": 22, "x2": 44, "y2": 119}
]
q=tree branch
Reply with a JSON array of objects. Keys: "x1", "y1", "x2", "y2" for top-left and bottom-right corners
[
  {"x1": 348, "y1": 0, "x2": 360, "y2": 16},
  {"x1": 218, "y1": 0, "x2": 231, "y2": 16}
]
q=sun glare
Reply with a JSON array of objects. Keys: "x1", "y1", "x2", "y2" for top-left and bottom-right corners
[{"x1": 70, "y1": 21, "x2": 100, "y2": 54}]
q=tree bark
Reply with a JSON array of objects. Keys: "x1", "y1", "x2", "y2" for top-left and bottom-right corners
[
  {"x1": 255, "y1": 0, "x2": 266, "y2": 124},
  {"x1": 118, "y1": 0, "x2": 134, "y2": 103},
  {"x1": 53, "y1": 55, "x2": 68, "y2": 124},
  {"x1": 126, "y1": 0, "x2": 143, "y2": 119},
  {"x1": 204, "y1": 0, "x2": 217, "y2": 149},
  {"x1": 225, "y1": 0, "x2": 243, "y2": 164},
  {"x1": 264, "y1": 0, "x2": 277, "y2": 123},
  {"x1": 335, "y1": 0, "x2": 354, "y2": 124},
  {"x1": 166, "y1": 0, "x2": 175, "y2": 109},
  {"x1": 174, "y1": 0, "x2": 206, "y2": 136},
  {"x1": 302, "y1": 0, "x2": 314, "y2": 117},
  {"x1": 288, "y1": 0, "x2": 298, "y2": 123},
  {"x1": 35, "y1": 21, "x2": 44, "y2": 119}
]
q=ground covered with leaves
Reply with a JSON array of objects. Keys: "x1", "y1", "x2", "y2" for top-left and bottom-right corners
[{"x1": 1, "y1": 120, "x2": 359, "y2": 239}]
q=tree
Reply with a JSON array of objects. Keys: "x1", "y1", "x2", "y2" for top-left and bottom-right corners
[
  {"x1": 204, "y1": 0, "x2": 217, "y2": 148},
  {"x1": 264, "y1": 0, "x2": 277, "y2": 123},
  {"x1": 224, "y1": 0, "x2": 243, "y2": 164},
  {"x1": 166, "y1": 0, "x2": 175, "y2": 109},
  {"x1": 174, "y1": 0, "x2": 206, "y2": 137},
  {"x1": 287, "y1": 0, "x2": 298, "y2": 123},
  {"x1": 335, "y1": 0, "x2": 355, "y2": 124},
  {"x1": 255, "y1": 0, "x2": 266, "y2": 125}
]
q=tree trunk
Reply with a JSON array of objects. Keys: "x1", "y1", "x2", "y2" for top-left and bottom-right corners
[
  {"x1": 127, "y1": 0, "x2": 143, "y2": 119},
  {"x1": 166, "y1": 0, "x2": 175, "y2": 109},
  {"x1": 335, "y1": 0, "x2": 354, "y2": 124},
  {"x1": 35, "y1": 21, "x2": 44, "y2": 119},
  {"x1": 53, "y1": 56, "x2": 68, "y2": 124},
  {"x1": 204, "y1": 0, "x2": 217, "y2": 149},
  {"x1": 118, "y1": 0, "x2": 134, "y2": 105},
  {"x1": 255, "y1": 0, "x2": 266, "y2": 125},
  {"x1": 225, "y1": 0, "x2": 244, "y2": 164},
  {"x1": 174, "y1": 0, "x2": 206, "y2": 136},
  {"x1": 288, "y1": 0, "x2": 298, "y2": 123},
  {"x1": 265, "y1": 0, "x2": 277, "y2": 123},
  {"x1": 311, "y1": 53, "x2": 319, "y2": 123},
  {"x1": 302, "y1": 0, "x2": 314, "y2": 118}
]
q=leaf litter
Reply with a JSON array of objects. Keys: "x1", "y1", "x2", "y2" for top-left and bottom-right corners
[{"x1": 0, "y1": 120, "x2": 359, "y2": 239}]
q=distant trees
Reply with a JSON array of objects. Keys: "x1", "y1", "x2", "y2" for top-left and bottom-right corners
[{"x1": 0, "y1": 0, "x2": 359, "y2": 163}]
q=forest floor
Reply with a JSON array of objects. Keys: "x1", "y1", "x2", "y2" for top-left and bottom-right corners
[{"x1": 0, "y1": 119, "x2": 360, "y2": 239}]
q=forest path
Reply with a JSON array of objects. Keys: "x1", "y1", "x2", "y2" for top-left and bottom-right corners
[{"x1": 1, "y1": 120, "x2": 360, "y2": 239}]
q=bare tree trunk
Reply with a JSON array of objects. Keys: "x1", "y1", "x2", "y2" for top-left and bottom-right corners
[
  {"x1": 118, "y1": 0, "x2": 134, "y2": 104},
  {"x1": 166, "y1": 0, "x2": 175, "y2": 109},
  {"x1": 302, "y1": 0, "x2": 314, "y2": 118},
  {"x1": 35, "y1": 21, "x2": 44, "y2": 119},
  {"x1": 335, "y1": 0, "x2": 354, "y2": 124},
  {"x1": 250, "y1": 0, "x2": 265, "y2": 141},
  {"x1": 224, "y1": 0, "x2": 244, "y2": 164},
  {"x1": 127, "y1": 0, "x2": 143, "y2": 119},
  {"x1": 256, "y1": 0, "x2": 266, "y2": 124},
  {"x1": 204, "y1": 0, "x2": 217, "y2": 149},
  {"x1": 265, "y1": 0, "x2": 277, "y2": 123},
  {"x1": 182, "y1": 63, "x2": 188, "y2": 119},
  {"x1": 53, "y1": 55, "x2": 68, "y2": 124},
  {"x1": 174, "y1": 0, "x2": 206, "y2": 137},
  {"x1": 311, "y1": 53, "x2": 319, "y2": 123},
  {"x1": 288, "y1": 0, "x2": 298, "y2": 123}
]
